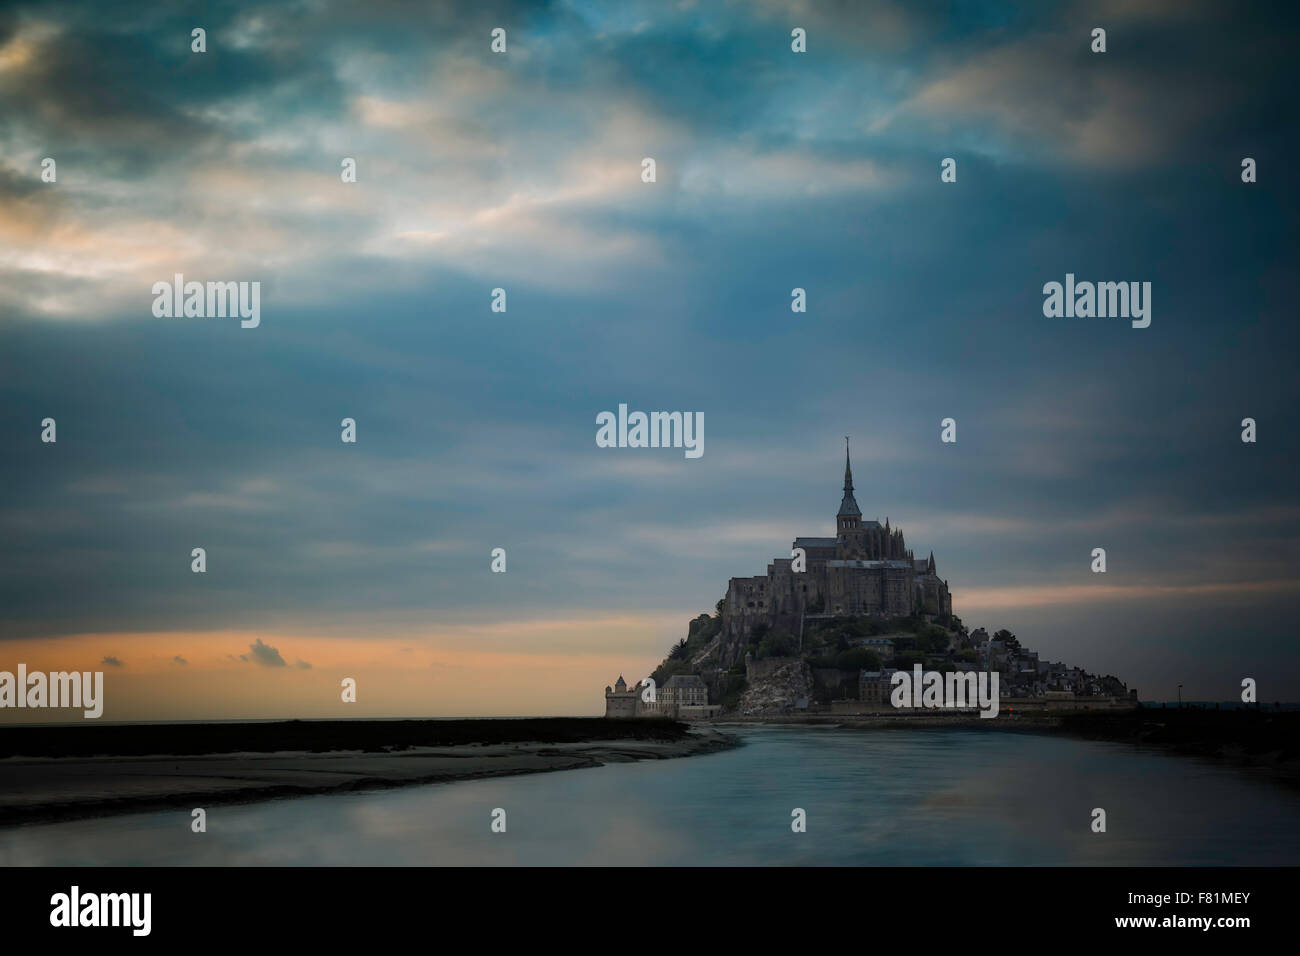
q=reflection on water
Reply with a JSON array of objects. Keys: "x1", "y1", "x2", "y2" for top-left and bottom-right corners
[{"x1": 3, "y1": 726, "x2": 1298, "y2": 866}]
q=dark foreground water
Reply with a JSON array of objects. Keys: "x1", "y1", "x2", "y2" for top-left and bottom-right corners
[{"x1": 3, "y1": 725, "x2": 1298, "y2": 865}]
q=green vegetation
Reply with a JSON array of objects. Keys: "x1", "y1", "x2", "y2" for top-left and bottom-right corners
[
  {"x1": 756, "y1": 630, "x2": 799, "y2": 659},
  {"x1": 916, "y1": 624, "x2": 950, "y2": 654},
  {"x1": 793, "y1": 613, "x2": 954, "y2": 670},
  {"x1": 832, "y1": 647, "x2": 882, "y2": 671},
  {"x1": 650, "y1": 659, "x2": 696, "y2": 685},
  {"x1": 650, "y1": 600, "x2": 726, "y2": 686},
  {"x1": 993, "y1": 628, "x2": 1020, "y2": 651},
  {"x1": 893, "y1": 651, "x2": 924, "y2": 670},
  {"x1": 719, "y1": 667, "x2": 748, "y2": 711}
]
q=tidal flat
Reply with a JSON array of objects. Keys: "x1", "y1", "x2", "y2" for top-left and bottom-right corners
[{"x1": 0, "y1": 718, "x2": 736, "y2": 827}]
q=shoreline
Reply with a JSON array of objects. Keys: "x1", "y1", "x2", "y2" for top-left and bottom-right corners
[
  {"x1": 8, "y1": 708, "x2": 1296, "y2": 829},
  {"x1": 0, "y1": 723, "x2": 738, "y2": 828},
  {"x1": 714, "y1": 709, "x2": 1300, "y2": 787}
]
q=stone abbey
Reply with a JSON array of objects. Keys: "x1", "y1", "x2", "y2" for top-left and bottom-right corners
[
  {"x1": 721, "y1": 441, "x2": 952, "y2": 660},
  {"x1": 606, "y1": 441, "x2": 1136, "y2": 717}
]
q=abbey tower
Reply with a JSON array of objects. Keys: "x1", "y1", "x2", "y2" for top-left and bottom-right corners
[{"x1": 718, "y1": 441, "x2": 952, "y2": 669}]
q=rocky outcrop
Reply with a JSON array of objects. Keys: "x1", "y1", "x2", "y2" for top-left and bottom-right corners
[{"x1": 736, "y1": 660, "x2": 813, "y2": 715}]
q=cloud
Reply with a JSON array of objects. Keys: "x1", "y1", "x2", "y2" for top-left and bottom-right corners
[
  {"x1": 898, "y1": 7, "x2": 1284, "y2": 171},
  {"x1": 295, "y1": 659, "x2": 312, "y2": 670},
  {"x1": 173, "y1": 655, "x2": 188, "y2": 665},
  {"x1": 240, "y1": 638, "x2": 287, "y2": 667},
  {"x1": 905, "y1": 40, "x2": 1172, "y2": 167},
  {"x1": 100, "y1": 655, "x2": 124, "y2": 667},
  {"x1": 959, "y1": 579, "x2": 1300, "y2": 611},
  {"x1": 0, "y1": 0, "x2": 937, "y2": 320},
  {"x1": 1, "y1": 0, "x2": 1298, "y2": 709}
]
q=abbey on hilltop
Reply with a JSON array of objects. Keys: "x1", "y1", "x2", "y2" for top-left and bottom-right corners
[
  {"x1": 722, "y1": 440, "x2": 951, "y2": 659},
  {"x1": 605, "y1": 441, "x2": 1138, "y2": 717}
]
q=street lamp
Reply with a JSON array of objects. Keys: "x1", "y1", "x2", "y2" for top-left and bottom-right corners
[{"x1": 1177, "y1": 683, "x2": 1183, "y2": 708}]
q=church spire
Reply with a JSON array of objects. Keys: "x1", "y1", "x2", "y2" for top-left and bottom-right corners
[
  {"x1": 844, "y1": 437, "x2": 854, "y2": 495},
  {"x1": 837, "y1": 437, "x2": 861, "y2": 521}
]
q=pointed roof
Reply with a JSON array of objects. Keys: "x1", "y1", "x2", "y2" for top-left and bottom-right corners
[{"x1": 838, "y1": 438, "x2": 862, "y2": 518}]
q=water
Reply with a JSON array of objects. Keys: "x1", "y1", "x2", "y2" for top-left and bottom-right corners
[{"x1": 3, "y1": 725, "x2": 1298, "y2": 865}]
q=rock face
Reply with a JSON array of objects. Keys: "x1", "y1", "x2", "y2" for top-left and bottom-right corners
[{"x1": 737, "y1": 660, "x2": 813, "y2": 716}]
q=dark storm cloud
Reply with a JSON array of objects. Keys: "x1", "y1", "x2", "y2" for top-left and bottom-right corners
[{"x1": 0, "y1": 12, "x2": 340, "y2": 176}]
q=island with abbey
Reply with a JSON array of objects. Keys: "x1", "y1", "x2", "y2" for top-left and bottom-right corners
[{"x1": 605, "y1": 443, "x2": 1137, "y2": 719}]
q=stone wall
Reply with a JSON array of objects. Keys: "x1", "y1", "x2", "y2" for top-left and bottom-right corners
[{"x1": 604, "y1": 691, "x2": 639, "y2": 718}]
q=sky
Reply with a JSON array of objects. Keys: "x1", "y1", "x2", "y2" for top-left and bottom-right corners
[{"x1": 1, "y1": 0, "x2": 1298, "y2": 720}]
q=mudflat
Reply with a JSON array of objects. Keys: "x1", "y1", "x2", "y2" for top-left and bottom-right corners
[{"x1": 0, "y1": 719, "x2": 737, "y2": 826}]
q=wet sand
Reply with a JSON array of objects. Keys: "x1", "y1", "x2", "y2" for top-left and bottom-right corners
[{"x1": 0, "y1": 725, "x2": 737, "y2": 827}]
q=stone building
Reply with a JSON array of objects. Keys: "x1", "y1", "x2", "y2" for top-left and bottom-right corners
[
  {"x1": 604, "y1": 673, "x2": 720, "y2": 719},
  {"x1": 721, "y1": 443, "x2": 952, "y2": 666},
  {"x1": 603, "y1": 675, "x2": 640, "y2": 718},
  {"x1": 661, "y1": 674, "x2": 709, "y2": 708},
  {"x1": 859, "y1": 669, "x2": 901, "y2": 710}
]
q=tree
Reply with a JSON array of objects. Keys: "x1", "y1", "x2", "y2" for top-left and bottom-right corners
[
  {"x1": 918, "y1": 625, "x2": 949, "y2": 654},
  {"x1": 757, "y1": 631, "x2": 798, "y2": 659},
  {"x1": 835, "y1": 647, "x2": 882, "y2": 671}
]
